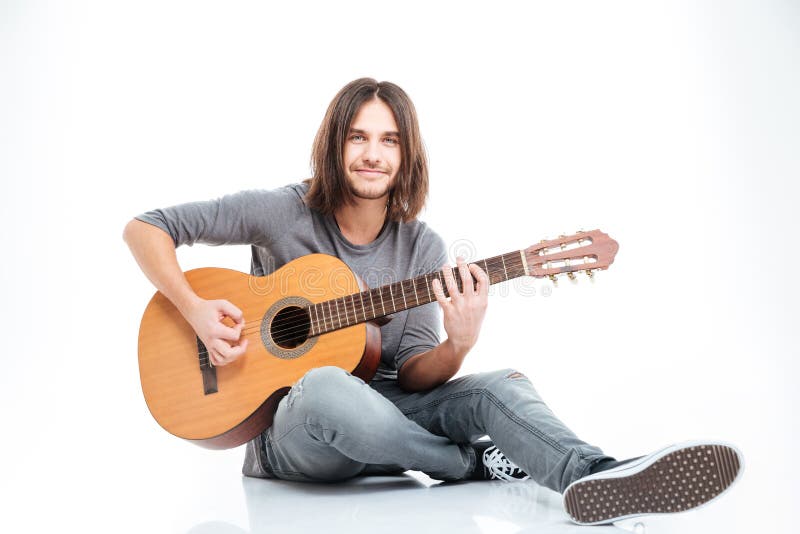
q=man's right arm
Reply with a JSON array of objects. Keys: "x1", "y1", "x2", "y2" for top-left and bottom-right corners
[
  {"x1": 123, "y1": 219, "x2": 248, "y2": 366},
  {"x1": 123, "y1": 219, "x2": 202, "y2": 311}
]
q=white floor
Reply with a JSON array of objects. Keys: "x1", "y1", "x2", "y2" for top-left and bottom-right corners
[
  {"x1": 188, "y1": 472, "x2": 747, "y2": 534},
  {"x1": 0, "y1": 425, "x2": 782, "y2": 533}
]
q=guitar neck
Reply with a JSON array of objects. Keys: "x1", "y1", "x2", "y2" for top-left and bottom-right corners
[{"x1": 309, "y1": 250, "x2": 528, "y2": 336}]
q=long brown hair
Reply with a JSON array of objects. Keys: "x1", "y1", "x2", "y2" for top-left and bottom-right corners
[{"x1": 305, "y1": 78, "x2": 429, "y2": 223}]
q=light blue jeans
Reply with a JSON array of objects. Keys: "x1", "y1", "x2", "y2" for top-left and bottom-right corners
[{"x1": 259, "y1": 366, "x2": 609, "y2": 493}]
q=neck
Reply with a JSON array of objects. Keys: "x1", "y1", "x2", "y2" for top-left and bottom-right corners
[
  {"x1": 308, "y1": 249, "x2": 529, "y2": 336},
  {"x1": 334, "y1": 196, "x2": 388, "y2": 245}
]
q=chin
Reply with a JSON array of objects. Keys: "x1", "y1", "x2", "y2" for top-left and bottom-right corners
[
  {"x1": 349, "y1": 178, "x2": 392, "y2": 201},
  {"x1": 352, "y1": 187, "x2": 390, "y2": 201}
]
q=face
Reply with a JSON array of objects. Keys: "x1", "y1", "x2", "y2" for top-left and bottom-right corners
[{"x1": 342, "y1": 98, "x2": 401, "y2": 201}]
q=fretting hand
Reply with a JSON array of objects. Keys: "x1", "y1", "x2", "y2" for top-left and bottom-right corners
[{"x1": 431, "y1": 256, "x2": 489, "y2": 356}]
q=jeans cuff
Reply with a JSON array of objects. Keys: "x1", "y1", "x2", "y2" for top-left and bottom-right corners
[
  {"x1": 574, "y1": 454, "x2": 613, "y2": 482},
  {"x1": 461, "y1": 443, "x2": 477, "y2": 480}
]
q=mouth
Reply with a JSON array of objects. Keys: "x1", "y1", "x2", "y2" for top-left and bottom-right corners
[{"x1": 354, "y1": 168, "x2": 388, "y2": 178}]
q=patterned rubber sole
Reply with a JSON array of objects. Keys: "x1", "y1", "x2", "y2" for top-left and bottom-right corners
[{"x1": 563, "y1": 444, "x2": 741, "y2": 525}]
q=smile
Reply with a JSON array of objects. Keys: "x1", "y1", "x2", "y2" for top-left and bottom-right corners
[{"x1": 355, "y1": 169, "x2": 387, "y2": 177}]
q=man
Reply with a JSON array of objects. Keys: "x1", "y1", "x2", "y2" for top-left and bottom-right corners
[{"x1": 123, "y1": 78, "x2": 742, "y2": 525}]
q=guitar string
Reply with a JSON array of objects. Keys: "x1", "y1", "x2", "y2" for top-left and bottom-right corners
[
  {"x1": 194, "y1": 244, "x2": 603, "y2": 363},
  {"x1": 194, "y1": 257, "x2": 526, "y2": 360},
  {"x1": 192, "y1": 241, "x2": 597, "y2": 361},
  {"x1": 197, "y1": 261, "x2": 524, "y2": 363},
  {"x1": 203, "y1": 256, "x2": 525, "y2": 344}
]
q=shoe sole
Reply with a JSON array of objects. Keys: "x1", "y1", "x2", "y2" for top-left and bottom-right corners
[{"x1": 563, "y1": 442, "x2": 743, "y2": 525}]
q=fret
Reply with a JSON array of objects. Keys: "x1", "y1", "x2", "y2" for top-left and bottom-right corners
[
  {"x1": 358, "y1": 291, "x2": 366, "y2": 322},
  {"x1": 481, "y1": 259, "x2": 490, "y2": 283},
  {"x1": 500, "y1": 254, "x2": 509, "y2": 281},
  {"x1": 349, "y1": 295, "x2": 357, "y2": 327},
  {"x1": 388, "y1": 283, "x2": 395, "y2": 313},
  {"x1": 368, "y1": 289, "x2": 376, "y2": 320},
  {"x1": 326, "y1": 300, "x2": 334, "y2": 330},
  {"x1": 319, "y1": 302, "x2": 327, "y2": 333},
  {"x1": 310, "y1": 304, "x2": 317, "y2": 336},
  {"x1": 347, "y1": 295, "x2": 354, "y2": 326},
  {"x1": 334, "y1": 298, "x2": 342, "y2": 328},
  {"x1": 425, "y1": 275, "x2": 432, "y2": 302},
  {"x1": 412, "y1": 278, "x2": 419, "y2": 306},
  {"x1": 509, "y1": 254, "x2": 521, "y2": 278},
  {"x1": 378, "y1": 287, "x2": 386, "y2": 316},
  {"x1": 401, "y1": 281, "x2": 408, "y2": 309}
]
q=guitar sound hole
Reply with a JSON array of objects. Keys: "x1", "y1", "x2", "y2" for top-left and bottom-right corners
[{"x1": 271, "y1": 306, "x2": 310, "y2": 349}]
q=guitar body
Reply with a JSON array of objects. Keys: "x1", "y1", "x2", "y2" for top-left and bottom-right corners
[{"x1": 137, "y1": 253, "x2": 381, "y2": 449}]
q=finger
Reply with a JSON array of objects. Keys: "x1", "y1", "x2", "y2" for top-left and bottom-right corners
[
  {"x1": 431, "y1": 277, "x2": 449, "y2": 308},
  {"x1": 231, "y1": 337, "x2": 249, "y2": 355},
  {"x1": 219, "y1": 300, "x2": 245, "y2": 325},
  {"x1": 223, "y1": 338, "x2": 248, "y2": 362},
  {"x1": 213, "y1": 339, "x2": 239, "y2": 361},
  {"x1": 441, "y1": 263, "x2": 460, "y2": 300},
  {"x1": 208, "y1": 347, "x2": 224, "y2": 367},
  {"x1": 217, "y1": 323, "x2": 242, "y2": 342},
  {"x1": 456, "y1": 256, "x2": 474, "y2": 294},
  {"x1": 469, "y1": 263, "x2": 490, "y2": 297}
]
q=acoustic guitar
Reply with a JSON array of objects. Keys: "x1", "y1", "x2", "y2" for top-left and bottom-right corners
[{"x1": 138, "y1": 230, "x2": 619, "y2": 449}]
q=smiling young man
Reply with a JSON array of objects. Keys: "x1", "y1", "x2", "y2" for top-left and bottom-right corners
[{"x1": 124, "y1": 78, "x2": 742, "y2": 525}]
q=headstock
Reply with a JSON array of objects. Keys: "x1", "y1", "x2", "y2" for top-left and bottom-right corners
[{"x1": 523, "y1": 230, "x2": 619, "y2": 284}]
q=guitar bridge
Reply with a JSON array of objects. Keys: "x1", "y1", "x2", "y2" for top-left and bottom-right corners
[{"x1": 196, "y1": 337, "x2": 218, "y2": 395}]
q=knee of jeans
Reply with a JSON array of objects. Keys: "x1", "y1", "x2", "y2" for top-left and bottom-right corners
[
  {"x1": 480, "y1": 368, "x2": 532, "y2": 398},
  {"x1": 301, "y1": 365, "x2": 365, "y2": 392},
  {"x1": 291, "y1": 366, "x2": 366, "y2": 419}
]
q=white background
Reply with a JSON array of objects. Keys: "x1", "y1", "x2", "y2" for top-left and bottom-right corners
[{"x1": 1, "y1": 1, "x2": 798, "y2": 533}]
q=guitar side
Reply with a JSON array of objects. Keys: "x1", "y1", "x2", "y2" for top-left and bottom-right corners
[{"x1": 137, "y1": 254, "x2": 381, "y2": 449}]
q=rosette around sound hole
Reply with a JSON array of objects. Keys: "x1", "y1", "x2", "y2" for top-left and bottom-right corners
[{"x1": 261, "y1": 296, "x2": 317, "y2": 360}]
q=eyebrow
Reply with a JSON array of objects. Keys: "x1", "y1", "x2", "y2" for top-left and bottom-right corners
[{"x1": 349, "y1": 128, "x2": 400, "y2": 137}]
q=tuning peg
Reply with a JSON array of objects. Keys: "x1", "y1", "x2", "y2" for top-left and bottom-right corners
[
  {"x1": 584, "y1": 269, "x2": 595, "y2": 282},
  {"x1": 548, "y1": 274, "x2": 558, "y2": 286},
  {"x1": 567, "y1": 272, "x2": 577, "y2": 283}
]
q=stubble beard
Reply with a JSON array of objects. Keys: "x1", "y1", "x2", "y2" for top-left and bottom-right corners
[
  {"x1": 351, "y1": 182, "x2": 392, "y2": 200},
  {"x1": 347, "y1": 168, "x2": 394, "y2": 201}
]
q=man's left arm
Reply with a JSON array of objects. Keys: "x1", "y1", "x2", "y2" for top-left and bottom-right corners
[{"x1": 398, "y1": 257, "x2": 489, "y2": 392}]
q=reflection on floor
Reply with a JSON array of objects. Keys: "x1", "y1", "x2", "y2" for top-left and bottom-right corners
[{"x1": 186, "y1": 473, "x2": 644, "y2": 534}]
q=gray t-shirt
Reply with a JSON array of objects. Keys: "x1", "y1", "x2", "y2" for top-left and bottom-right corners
[{"x1": 135, "y1": 182, "x2": 447, "y2": 380}]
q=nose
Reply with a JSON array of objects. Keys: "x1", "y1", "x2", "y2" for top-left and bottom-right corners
[{"x1": 362, "y1": 139, "x2": 382, "y2": 166}]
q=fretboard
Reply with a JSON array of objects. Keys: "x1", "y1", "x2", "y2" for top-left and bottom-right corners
[{"x1": 308, "y1": 250, "x2": 528, "y2": 336}]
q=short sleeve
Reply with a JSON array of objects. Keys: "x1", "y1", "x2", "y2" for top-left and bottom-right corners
[
  {"x1": 393, "y1": 227, "x2": 448, "y2": 371},
  {"x1": 134, "y1": 187, "x2": 300, "y2": 248}
]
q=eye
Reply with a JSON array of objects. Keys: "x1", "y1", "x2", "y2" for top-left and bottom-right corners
[
  {"x1": 350, "y1": 134, "x2": 366, "y2": 142},
  {"x1": 383, "y1": 137, "x2": 399, "y2": 146}
]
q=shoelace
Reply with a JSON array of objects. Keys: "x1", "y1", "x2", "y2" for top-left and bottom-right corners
[{"x1": 482, "y1": 445, "x2": 530, "y2": 481}]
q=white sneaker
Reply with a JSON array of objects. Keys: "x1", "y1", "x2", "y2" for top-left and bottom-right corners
[{"x1": 563, "y1": 441, "x2": 743, "y2": 525}]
